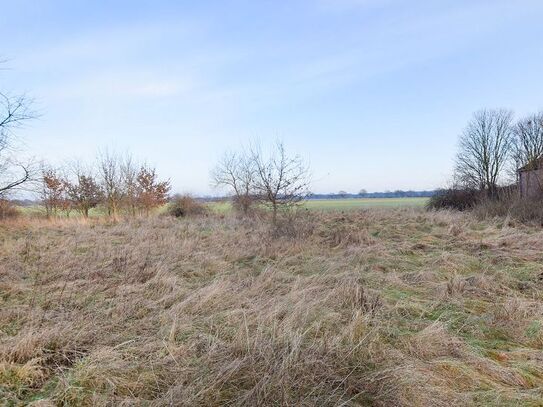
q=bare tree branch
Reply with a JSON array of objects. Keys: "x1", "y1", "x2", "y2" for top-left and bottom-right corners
[
  {"x1": 98, "y1": 149, "x2": 124, "y2": 218},
  {"x1": 250, "y1": 140, "x2": 311, "y2": 224},
  {"x1": 211, "y1": 149, "x2": 256, "y2": 214},
  {"x1": 454, "y1": 109, "x2": 513, "y2": 197},
  {"x1": 511, "y1": 111, "x2": 543, "y2": 172},
  {"x1": 0, "y1": 63, "x2": 38, "y2": 196}
]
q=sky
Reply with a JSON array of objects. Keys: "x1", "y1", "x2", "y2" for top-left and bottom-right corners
[{"x1": 1, "y1": 0, "x2": 543, "y2": 195}]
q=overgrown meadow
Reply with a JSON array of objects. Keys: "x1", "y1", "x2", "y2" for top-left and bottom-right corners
[{"x1": 1, "y1": 208, "x2": 542, "y2": 406}]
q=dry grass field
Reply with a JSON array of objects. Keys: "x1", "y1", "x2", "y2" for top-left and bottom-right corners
[{"x1": 1, "y1": 209, "x2": 543, "y2": 406}]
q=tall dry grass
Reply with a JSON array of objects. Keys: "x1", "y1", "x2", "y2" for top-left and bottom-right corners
[
  {"x1": 0, "y1": 200, "x2": 20, "y2": 220},
  {"x1": 1, "y1": 209, "x2": 543, "y2": 405}
]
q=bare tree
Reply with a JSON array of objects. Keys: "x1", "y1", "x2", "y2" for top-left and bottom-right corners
[
  {"x1": 0, "y1": 92, "x2": 36, "y2": 196},
  {"x1": 211, "y1": 150, "x2": 256, "y2": 214},
  {"x1": 251, "y1": 141, "x2": 310, "y2": 224},
  {"x1": 120, "y1": 153, "x2": 139, "y2": 216},
  {"x1": 511, "y1": 112, "x2": 543, "y2": 173},
  {"x1": 98, "y1": 149, "x2": 123, "y2": 219},
  {"x1": 455, "y1": 109, "x2": 513, "y2": 197}
]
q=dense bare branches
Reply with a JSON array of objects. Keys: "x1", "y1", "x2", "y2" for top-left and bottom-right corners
[
  {"x1": 511, "y1": 112, "x2": 543, "y2": 172},
  {"x1": 98, "y1": 150, "x2": 124, "y2": 218},
  {"x1": 211, "y1": 151, "x2": 256, "y2": 214},
  {"x1": 454, "y1": 109, "x2": 513, "y2": 196},
  {"x1": 0, "y1": 92, "x2": 36, "y2": 195},
  {"x1": 0, "y1": 160, "x2": 33, "y2": 195},
  {"x1": 120, "y1": 153, "x2": 140, "y2": 216},
  {"x1": 212, "y1": 141, "x2": 311, "y2": 222},
  {"x1": 251, "y1": 141, "x2": 311, "y2": 223},
  {"x1": 0, "y1": 93, "x2": 34, "y2": 137}
]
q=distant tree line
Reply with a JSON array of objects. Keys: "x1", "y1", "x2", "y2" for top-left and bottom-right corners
[
  {"x1": 308, "y1": 190, "x2": 436, "y2": 199},
  {"x1": 41, "y1": 151, "x2": 170, "y2": 218}
]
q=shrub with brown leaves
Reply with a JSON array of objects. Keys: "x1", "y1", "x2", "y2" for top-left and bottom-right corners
[{"x1": 166, "y1": 195, "x2": 207, "y2": 218}]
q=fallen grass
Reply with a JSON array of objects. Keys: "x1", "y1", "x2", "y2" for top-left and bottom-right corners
[{"x1": 0, "y1": 209, "x2": 542, "y2": 405}]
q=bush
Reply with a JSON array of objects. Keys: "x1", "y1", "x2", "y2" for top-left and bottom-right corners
[
  {"x1": 232, "y1": 195, "x2": 256, "y2": 214},
  {"x1": 429, "y1": 184, "x2": 543, "y2": 225},
  {"x1": 166, "y1": 195, "x2": 207, "y2": 218},
  {"x1": 0, "y1": 199, "x2": 20, "y2": 220},
  {"x1": 268, "y1": 208, "x2": 315, "y2": 239},
  {"x1": 473, "y1": 196, "x2": 543, "y2": 225},
  {"x1": 426, "y1": 189, "x2": 479, "y2": 211}
]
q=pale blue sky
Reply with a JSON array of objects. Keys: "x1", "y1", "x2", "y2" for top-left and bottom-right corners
[{"x1": 1, "y1": 0, "x2": 542, "y2": 194}]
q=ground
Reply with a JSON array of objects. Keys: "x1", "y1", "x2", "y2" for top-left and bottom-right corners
[{"x1": 1, "y1": 208, "x2": 542, "y2": 406}]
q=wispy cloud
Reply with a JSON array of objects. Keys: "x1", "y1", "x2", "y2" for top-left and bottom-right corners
[
  {"x1": 4, "y1": 0, "x2": 543, "y2": 194},
  {"x1": 315, "y1": 0, "x2": 398, "y2": 12},
  {"x1": 42, "y1": 73, "x2": 198, "y2": 101}
]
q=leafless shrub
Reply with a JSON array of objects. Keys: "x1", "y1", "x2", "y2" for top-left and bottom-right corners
[
  {"x1": 267, "y1": 207, "x2": 315, "y2": 239},
  {"x1": 251, "y1": 141, "x2": 311, "y2": 225},
  {"x1": 167, "y1": 195, "x2": 207, "y2": 218},
  {"x1": 120, "y1": 153, "x2": 139, "y2": 217},
  {"x1": 211, "y1": 150, "x2": 256, "y2": 215},
  {"x1": 97, "y1": 149, "x2": 124, "y2": 219},
  {"x1": 426, "y1": 188, "x2": 480, "y2": 211},
  {"x1": 212, "y1": 141, "x2": 311, "y2": 229},
  {"x1": 231, "y1": 194, "x2": 256, "y2": 214}
]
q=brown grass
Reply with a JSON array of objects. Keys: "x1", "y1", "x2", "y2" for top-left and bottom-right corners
[
  {"x1": 166, "y1": 195, "x2": 208, "y2": 218},
  {"x1": 0, "y1": 199, "x2": 20, "y2": 220},
  {"x1": 1, "y1": 209, "x2": 543, "y2": 405},
  {"x1": 473, "y1": 195, "x2": 543, "y2": 226}
]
